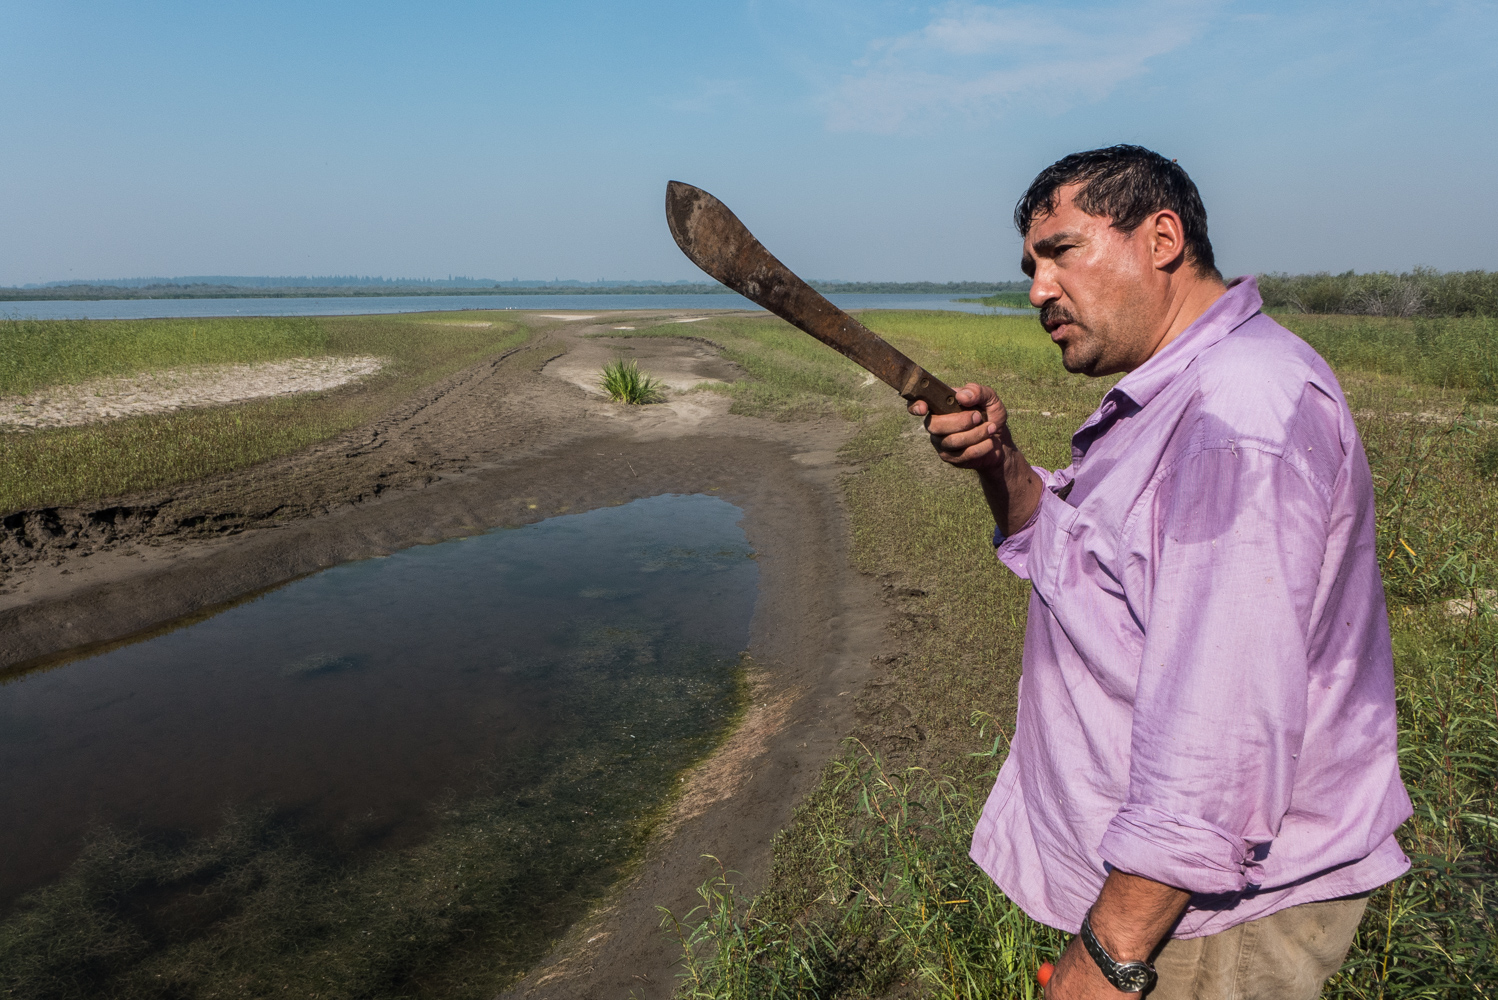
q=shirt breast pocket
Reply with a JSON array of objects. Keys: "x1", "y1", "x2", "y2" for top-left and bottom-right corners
[{"x1": 1028, "y1": 488, "x2": 1081, "y2": 609}]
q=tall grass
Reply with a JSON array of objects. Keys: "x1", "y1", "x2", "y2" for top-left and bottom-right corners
[
  {"x1": 1279, "y1": 314, "x2": 1498, "y2": 403},
  {"x1": 664, "y1": 747, "x2": 1062, "y2": 1000},
  {"x1": 1324, "y1": 416, "x2": 1498, "y2": 998},
  {"x1": 1257, "y1": 269, "x2": 1498, "y2": 318}
]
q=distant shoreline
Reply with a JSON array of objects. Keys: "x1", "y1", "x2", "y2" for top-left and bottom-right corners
[{"x1": 0, "y1": 281, "x2": 1022, "y2": 302}]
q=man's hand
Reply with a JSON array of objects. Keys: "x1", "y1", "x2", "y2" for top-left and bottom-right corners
[
  {"x1": 908, "y1": 383, "x2": 1007, "y2": 471},
  {"x1": 1044, "y1": 936, "x2": 1127, "y2": 999},
  {"x1": 1044, "y1": 870, "x2": 1190, "y2": 998},
  {"x1": 909, "y1": 383, "x2": 1044, "y2": 536}
]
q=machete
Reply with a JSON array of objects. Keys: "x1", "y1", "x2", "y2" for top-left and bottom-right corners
[{"x1": 665, "y1": 181, "x2": 965, "y2": 416}]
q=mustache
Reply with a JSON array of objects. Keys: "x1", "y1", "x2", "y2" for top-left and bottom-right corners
[{"x1": 1040, "y1": 302, "x2": 1078, "y2": 332}]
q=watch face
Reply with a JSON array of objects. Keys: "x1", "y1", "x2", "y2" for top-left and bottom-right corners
[{"x1": 1114, "y1": 962, "x2": 1154, "y2": 992}]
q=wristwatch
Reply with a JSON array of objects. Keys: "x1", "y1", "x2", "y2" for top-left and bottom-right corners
[{"x1": 1080, "y1": 913, "x2": 1158, "y2": 993}]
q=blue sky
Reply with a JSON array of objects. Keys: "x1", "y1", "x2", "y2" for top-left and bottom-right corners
[{"x1": 2, "y1": 1, "x2": 1494, "y2": 285}]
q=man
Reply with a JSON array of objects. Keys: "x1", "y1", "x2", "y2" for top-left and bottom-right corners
[{"x1": 912, "y1": 146, "x2": 1411, "y2": 998}]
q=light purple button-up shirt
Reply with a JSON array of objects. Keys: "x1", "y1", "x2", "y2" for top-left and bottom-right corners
[{"x1": 970, "y1": 277, "x2": 1412, "y2": 939}]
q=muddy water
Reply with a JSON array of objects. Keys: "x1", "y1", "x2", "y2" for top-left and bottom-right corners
[{"x1": 0, "y1": 494, "x2": 756, "y2": 995}]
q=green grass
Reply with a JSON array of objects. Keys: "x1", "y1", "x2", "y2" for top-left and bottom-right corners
[
  {"x1": 599, "y1": 358, "x2": 667, "y2": 404},
  {"x1": 0, "y1": 316, "x2": 328, "y2": 396},
  {"x1": 1279, "y1": 313, "x2": 1498, "y2": 403},
  {"x1": 645, "y1": 310, "x2": 1495, "y2": 998},
  {"x1": 0, "y1": 313, "x2": 531, "y2": 512}
]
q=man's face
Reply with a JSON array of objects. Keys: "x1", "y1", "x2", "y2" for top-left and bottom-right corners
[{"x1": 1021, "y1": 184, "x2": 1164, "y2": 377}]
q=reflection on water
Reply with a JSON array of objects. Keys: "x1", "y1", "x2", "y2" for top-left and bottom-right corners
[{"x1": 0, "y1": 494, "x2": 756, "y2": 998}]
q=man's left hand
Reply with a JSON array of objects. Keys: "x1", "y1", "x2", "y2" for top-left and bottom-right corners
[
  {"x1": 1043, "y1": 936, "x2": 1122, "y2": 998},
  {"x1": 1043, "y1": 870, "x2": 1190, "y2": 997}
]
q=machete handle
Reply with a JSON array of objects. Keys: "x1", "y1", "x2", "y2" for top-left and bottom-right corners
[{"x1": 902, "y1": 367, "x2": 963, "y2": 416}]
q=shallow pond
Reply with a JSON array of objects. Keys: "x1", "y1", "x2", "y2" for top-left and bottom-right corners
[{"x1": 0, "y1": 494, "x2": 756, "y2": 998}]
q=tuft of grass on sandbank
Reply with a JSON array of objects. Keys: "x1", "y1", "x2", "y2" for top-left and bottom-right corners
[
  {"x1": 599, "y1": 358, "x2": 667, "y2": 404},
  {"x1": 0, "y1": 313, "x2": 531, "y2": 513},
  {"x1": 648, "y1": 309, "x2": 1495, "y2": 998}
]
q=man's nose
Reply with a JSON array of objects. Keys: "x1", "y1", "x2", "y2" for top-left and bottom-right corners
[{"x1": 1028, "y1": 267, "x2": 1060, "y2": 308}]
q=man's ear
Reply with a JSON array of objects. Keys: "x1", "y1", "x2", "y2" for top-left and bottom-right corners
[{"x1": 1149, "y1": 210, "x2": 1188, "y2": 272}]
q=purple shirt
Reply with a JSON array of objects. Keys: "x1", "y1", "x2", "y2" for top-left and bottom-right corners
[{"x1": 970, "y1": 277, "x2": 1412, "y2": 939}]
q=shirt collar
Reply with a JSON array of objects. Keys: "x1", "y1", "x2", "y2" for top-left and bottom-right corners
[{"x1": 1109, "y1": 275, "x2": 1263, "y2": 410}]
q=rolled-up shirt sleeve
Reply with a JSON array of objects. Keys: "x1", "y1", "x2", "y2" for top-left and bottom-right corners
[
  {"x1": 1097, "y1": 445, "x2": 1329, "y2": 895},
  {"x1": 995, "y1": 466, "x2": 1072, "y2": 580}
]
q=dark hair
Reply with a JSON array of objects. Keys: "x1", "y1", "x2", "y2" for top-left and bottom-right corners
[{"x1": 1014, "y1": 145, "x2": 1220, "y2": 278}]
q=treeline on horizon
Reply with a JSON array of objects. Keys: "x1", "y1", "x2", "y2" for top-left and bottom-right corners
[{"x1": 0, "y1": 280, "x2": 1027, "y2": 301}]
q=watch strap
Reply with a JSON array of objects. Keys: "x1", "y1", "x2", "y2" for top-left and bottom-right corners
[{"x1": 1080, "y1": 913, "x2": 1158, "y2": 993}]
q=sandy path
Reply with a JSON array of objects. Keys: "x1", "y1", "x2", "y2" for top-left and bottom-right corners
[{"x1": 0, "y1": 356, "x2": 384, "y2": 429}]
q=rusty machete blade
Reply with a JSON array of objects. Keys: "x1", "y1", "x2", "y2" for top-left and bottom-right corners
[{"x1": 665, "y1": 180, "x2": 962, "y2": 415}]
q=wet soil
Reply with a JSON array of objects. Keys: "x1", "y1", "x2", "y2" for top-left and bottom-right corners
[{"x1": 0, "y1": 312, "x2": 889, "y2": 999}]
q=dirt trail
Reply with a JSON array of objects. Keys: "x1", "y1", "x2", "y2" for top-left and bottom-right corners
[{"x1": 0, "y1": 313, "x2": 888, "y2": 999}]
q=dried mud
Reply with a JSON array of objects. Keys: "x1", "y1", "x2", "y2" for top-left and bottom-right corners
[{"x1": 0, "y1": 313, "x2": 890, "y2": 999}]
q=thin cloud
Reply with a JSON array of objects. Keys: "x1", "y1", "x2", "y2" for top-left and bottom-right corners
[
  {"x1": 826, "y1": 1, "x2": 1210, "y2": 133},
  {"x1": 670, "y1": 78, "x2": 753, "y2": 114}
]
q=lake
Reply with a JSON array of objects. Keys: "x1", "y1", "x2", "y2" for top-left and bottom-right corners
[{"x1": 2, "y1": 292, "x2": 1033, "y2": 320}]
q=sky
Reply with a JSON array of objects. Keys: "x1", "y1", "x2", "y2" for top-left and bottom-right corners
[{"x1": 2, "y1": 0, "x2": 1495, "y2": 286}]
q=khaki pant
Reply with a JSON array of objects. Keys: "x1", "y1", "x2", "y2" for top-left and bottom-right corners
[{"x1": 1148, "y1": 895, "x2": 1369, "y2": 1000}]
